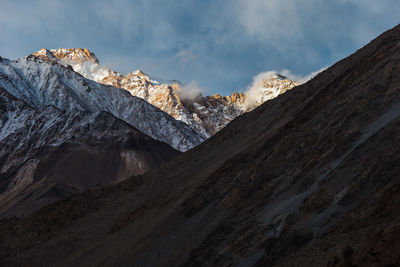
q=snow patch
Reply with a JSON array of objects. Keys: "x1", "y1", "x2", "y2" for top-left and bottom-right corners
[{"x1": 243, "y1": 67, "x2": 326, "y2": 110}]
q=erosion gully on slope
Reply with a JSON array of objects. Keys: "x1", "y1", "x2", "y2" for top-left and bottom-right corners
[{"x1": 258, "y1": 99, "x2": 400, "y2": 246}]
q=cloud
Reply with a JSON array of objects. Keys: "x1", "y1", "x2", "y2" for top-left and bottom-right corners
[
  {"x1": 280, "y1": 67, "x2": 328, "y2": 84},
  {"x1": 233, "y1": 0, "x2": 399, "y2": 45},
  {"x1": 0, "y1": 0, "x2": 398, "y2": 94},
  {"x1": 174, "y1": 48, "x2": 196, "y2": 68},
  {"x1": 243, "y1": 67, "x2": 326, "y2": 109},
  {"x1": 177, "y1": 81, "x2": 205, "y2": 101},
  {"x1": 234, "y1": 0, "x2": 301, "y2": 42},
  {"x1": 243, "y1": 71, "x2": 279, "y2": 109}
]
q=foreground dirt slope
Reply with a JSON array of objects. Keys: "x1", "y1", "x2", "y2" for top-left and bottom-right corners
[{"x1": 1, "y1": 25, "x2": 400, "y2": 266}]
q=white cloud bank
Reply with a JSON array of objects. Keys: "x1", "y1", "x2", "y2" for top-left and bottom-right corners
[
  {"x1": 244, "y1": 66, "x2": 327, "y2": 109},
  {"x1": 279, "y1": 67, "x2": 328, "y2": 84},
  {"x1": 177, "y1": 81, "x2": 205, "y2": 101}
]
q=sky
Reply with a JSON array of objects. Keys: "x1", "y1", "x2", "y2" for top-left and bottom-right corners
[{"x1": 0, "y1": 0, "x2": 399, "y2": 95}]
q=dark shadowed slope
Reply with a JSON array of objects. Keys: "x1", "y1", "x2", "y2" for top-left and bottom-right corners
[
  {"x1": 1, "y1": 25, "x2": 400, "y2": 266},
  {"x1": 0, "y1": 87, "x2": 179, "y2": 217}
]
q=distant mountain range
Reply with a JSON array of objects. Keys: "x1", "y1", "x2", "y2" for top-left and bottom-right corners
[
  {"x1": 0, "y1": 47, "x2": 296, "y2": 216},
  {"x1": 33, "y1": 48, "x2": 298, "y2": 138}
]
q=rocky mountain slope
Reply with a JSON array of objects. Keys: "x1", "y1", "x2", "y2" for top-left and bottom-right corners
[
  {"x1": 0, "y1": 54, "x2": 203, "y2": 151},
  {"x1": 0, "y1": 86, "x2": 179, "y2": 217},
  {"x1": 34, "y1": 48, "x2": 297, "y2": 137},
  {"x1": 0, "y1": 43, "x2": 295, "y2": 218},
  {"x1": 1, "y1": 24, "x2": 399, "y2": 267}
]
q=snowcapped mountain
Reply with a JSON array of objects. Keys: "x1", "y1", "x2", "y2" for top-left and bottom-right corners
[
  {"x1": 35, "y1": 48, "x2": 298, "y2": 138},
  {"x1": 0, "y1": 48, "x2": 298, "y2": 217},
  {"x1": 0, "y1": 85, "x2": 180, "y2": 216},
  {"x1": 0, "y1": 53, "x2": 203, "y2": 151},
  {"x1": 0, "y1": 49, "x2": 196, "y2": 216},
  {"x1": 243, "y1": 72, "x2": 298, "y2": 109}
]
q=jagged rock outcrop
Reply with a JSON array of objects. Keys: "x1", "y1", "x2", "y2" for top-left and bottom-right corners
[
  {"x1": 0, "y1": 86, "x2": 179, "y2": 217},
  {"x1": 35, "y1": 48, "x2": 298, "y2": 138},
  {"x1": 0, "y1": 53, "x2": 203, "y2": 151},
  {"x1": 34, "y1": 48, "x2": 99, "y2": 64},
  {"x1": 0, "y1": 50, "x2": 198, "y2": 216},
  {"x1": 0, "y1": 47, "x2": 295, "y2": 218},
  {"x1": 243, "y1": 73, "x2": 298, "y2": 109}
]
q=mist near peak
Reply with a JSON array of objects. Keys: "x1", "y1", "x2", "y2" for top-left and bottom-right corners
[
  {"x1": 243, "y1": 67, "x2": 327, "y2": 109},
  {"x1": 177, "y1": 81, "x2": 206, "y2": 101},
  {"x1": 280, "y1": 67, "x2": 328, "y2": 84}
]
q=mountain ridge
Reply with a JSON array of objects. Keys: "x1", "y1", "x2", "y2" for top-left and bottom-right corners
[
  {"x1": 0, "y1": 46, "x2": 296, "y2": 218},
  {"x1": 0, "y1": 55, "x2": 203, "y2": 151},
  {"x1": 33, "y1": 47, "x2": 298, "y2": 137},
  {"x1": 0, "y1": 85, "x2": 180, "y2": 217}
]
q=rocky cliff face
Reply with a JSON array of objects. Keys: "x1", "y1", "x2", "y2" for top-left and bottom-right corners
[
  {"x1": 0, "y1": 53, "x2": 203, "y2": 151},
  {"x1": 34, "y1": 48, "x2": 99, "y2": 64},
  {"x1": 0, "y1": 51, "x2": 195, "y2": 216},
  {"x1": 35, "y1": 48, "x2": 297, "y2": 138},
  {"x1": 0, "y1": 47, "x2": 296, "y2": 218},
  {"x1": 0, "y1": 86, "x2": 180, "y2": 217},
  {"x1": 1, "y1": 23, "x2": 399, "y2": 267}
]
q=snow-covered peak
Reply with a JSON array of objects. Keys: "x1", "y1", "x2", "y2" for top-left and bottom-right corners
[
  {"x1": 32, "y1": 48, "x2": 106, "y2": 81},
  {"x1": 243, "y1": 72, "x2": 297, "y2": 110},
  {"x1": 32, "y1": 48, "x2": 165, "y2": 90},
  {"x1": 276, "y1": 73, "x2": 288, "y2": 80},
  {"x1": 34, "y1": 48, "x2": 99, "y2": 64},
  {"x1": 0, "y1": 55, "x2": 203, "y2": 151},
  {"x1": 28, "y1": 49, "x2": 298, "y2": 139},
  {"x1": 259, "y1": 72, "x2": 288, "y2": 80},
  {"x1": 131, "y1": 69, "x2": 146, "y2": 76}
]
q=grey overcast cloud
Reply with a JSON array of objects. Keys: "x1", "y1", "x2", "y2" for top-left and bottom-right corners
[{"x1": 0, "y1": 0, "x2": 399, "y2": 95}]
